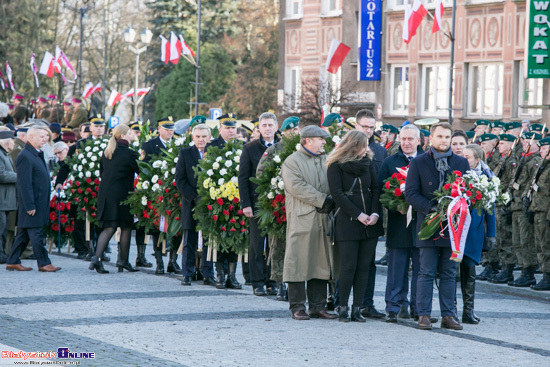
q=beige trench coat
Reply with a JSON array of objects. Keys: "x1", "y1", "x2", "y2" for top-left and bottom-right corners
[{"x1": 281, "y1": 148, "x2": 333, "y2": 282}]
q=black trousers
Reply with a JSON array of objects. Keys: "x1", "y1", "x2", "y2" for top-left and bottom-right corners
[
  {"x1": 7, "y1": 227, "x2": 51, "y2": 267},
  {"x1": 248, "y1": 216, "x2": 275, "y2": 289},
  {"x1": 361, "y1": 248, "x2": 378, "y2": 308},
  {"x1": 182, "y1": 230, "x2": 214, "y2": 278},
  {"x1": 287, "y1": 279, "x2": 327, "y2": 314}
]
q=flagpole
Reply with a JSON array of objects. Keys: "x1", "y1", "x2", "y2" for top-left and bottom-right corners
[
  {"x1": 448, "y1": 0, "x2": 456, "y2": 125},
  {"x1": 194, "y1": 0, "x2": 202, "y2": 116}
]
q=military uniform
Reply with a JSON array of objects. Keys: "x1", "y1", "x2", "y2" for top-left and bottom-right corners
[
  {"x1": 386, "y1": 141, "x2": 400, "y2": 156},
  {"x1": 68, "y1": 106, "x2": 88, "y2": 128}
]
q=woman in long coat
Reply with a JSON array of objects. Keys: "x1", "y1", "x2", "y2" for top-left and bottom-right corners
[{"x1": 89, "y1": 124, "x2": 139, "y2": 273}]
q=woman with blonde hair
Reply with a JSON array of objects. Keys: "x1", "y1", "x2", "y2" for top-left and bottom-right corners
[
  {"x1": 326, "y1": 130, "x2": 382, "y2": 322},
  {"x1": 89, "y1": 124, "x2": 139, "y2": 273}
]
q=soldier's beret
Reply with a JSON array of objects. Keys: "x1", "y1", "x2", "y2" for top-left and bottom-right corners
[
  {"x1": 465, "y1": 131, "x2": 475, "y2": 139},
  {"x1": 321, "y1": 113, "x2": 342, "y2": 127},
  {"x1": 530, "y1": 123, "x2": 548, "y2": 134},
  {"x1": 381, "y1": 124, "x2": 399, "y2": 134},
  {"x1": 498, "y1": 134, "x2": 516, "y2": 142},
  {"x1": 190, "y1": 115, "x2": 207, "y2": 126},
  {"x1": 522, "y1": 131, "x2": 542, "y2": 140},
  {"x1": 474, "y1": 119, "x2": 490, "y2": 126},
  {"x1": 479, "y1": 133, "x2": 498, "y2": 142},
  {"x1": 420, "y1": 129, "x2": 430, "y2": 137},
  {"x1": 538, "y1": 137, "x2": 550, "y2": 147},
  {"x1": 505, "y1": 121, "x2": 522, "y2": 131},
  {"x1": 281, "y1": 116, "x2": 299, "y2": 131},
  {"x1": 490, "y1": 121, "x2": 504, "y2": 129}
]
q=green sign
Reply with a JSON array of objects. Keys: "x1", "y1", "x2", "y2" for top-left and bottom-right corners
[{"x1": 526, "y1": 0, "x2": 550, "y2": 78}]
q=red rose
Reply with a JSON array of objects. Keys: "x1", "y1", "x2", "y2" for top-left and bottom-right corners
[
  {"x1": 83, "y1": 197, "x2": 88, "y2": 203},
  {"x1": 273, "y1": 211, "x2": 280, "y2": 217},
  {"x1": 60, "y1": 214, "x2": 68, "y2": 224},
  {"x1": 275, "y1": 194, "x2": 283, "y2": 202},
  {"x1": 281, "y1": 215, "x2": 287, "y2": 222},
  {"x1": 270, "y1": 201, "x2": 277, "y2": 208},
  {"x1": 238, "y1": 209, "x2": 244, "y2": 215},
  {"x1": 173, "y1": 181, "x2": 177, "y2": 187},
  {"x1": 95, "y1": 186, "x2": 99, "y2": 192},
  {"x1": 233, "y1": 197, "x2": 239, "y2": 203},
  {"x1": 86, "y1": 188, "x2": 92, "y2": 193},
  {"x1": 86, "y1": 178, "x2": 91, "y2": 184},
  {"x1": 174, "y1": 194, "x2": 178, "y2": 198},
  {"x1": 94, "y1": 178, "x2": 100, "y2": 185},
  {"x1": 74, "y1": 198, "x2": 79, "y2": 203},
  {"x1": 276, "y1": 217, "x2": 284, "y2": 224},
  {"x1": 65, "y1": 226, "x2": 74, "y2": 233},
  {"x1": 49, "y1": 212, "x2": 57, "y2": 221},
  {"x1": 475, "y1": 192, "x2": 482, "y2": 200},
  {"x1": 282, "y1": 196, "x2": 285, "y2": 204},
  {"x1": 229, "y1": 218, "x2": 237, "y2": 224},
  {"x1": 207, "y1": 205, "x2": 213, "y2": 211},
  {"x1": 76, "y1": 181, "x2": 80, "y2": 187},
  {"x1": 223, "y1": 210, "x2": 230, "y2": 216},
  {"x1": 229, "y1": 205, "x2": 234, "y2": 211},
  {"x1": 165, "y1": 188, "x2": 170, "y2": 193},
  {"x1": 240, "y1": 220, "x2": 245, "y2": 226},
  {"x1": 444, "y1": 184, "x2": 451, "y2": 190},
  {"x1": 384, "y1": 181, "x2": 391, "y2": 189},
  {"x1": 213, "y1": 215, "x2": 219, "y2": 221},
  {"x1": 241, "y1": 228, "x2": 247, "y2": 232},
  {"x1": 466, "y1": 190, "x2": 472, "y2": 197},
  {"x1": 217, "y1": 198, "x2": 224, "y2": 205},
  {"x1": 66, "y1": 202, "x2": 71, "y2": 210},
  {"x1": 91, "y1": 192, "x2": 97, "y2": 198},
  {"x1": 158, "y1": 196, "x2": 164, "y2": 201},
  {"x1": 281, "y1": 206, "x2": 286, "y2": 213},
  {"x1": 221, "y1": 226, "x2": 226, "y2": 231},
  {"x1": 394, "y1": 188, "x2": 402, "y2": 197},
  {"x1": 230, "y1": 228, "x2": 236, "y2": 232},
  {"x1": 77, "y1": 188, "x2": 83, "y2": 194},
  {"x1": 147, "y1": 202, "x2": 153, "y2": 209},
  {"x1": 52, "y1": 222, "x2": 59, "y2": 231},
  {"x1": 71, "y1": 189, "x2": 75, "y2": 194},
  {"x1": 91, "y1": 213, "x2": 96, "y2": 218},
  {"x1": 453, "y1": 170, "x2": 462, "y2": 177},
  {"x1": 158, "y1": 180, "x2": 163, "y2": 185},
  {"x1": 451, "y1": 190, "x2": 459, "y2": 198},
  {"x1": 143, "y1": 210, "x2": 149, "y2": 218},
  {"x1": 166, "y1": 210, "x2": 172, "y2": 216}
]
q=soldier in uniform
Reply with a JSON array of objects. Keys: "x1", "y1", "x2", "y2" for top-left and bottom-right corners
[
  {"x1": 524, "y1": 138, "x2": 550, "y2": 290},
  {"x1": 473, "y1": 120, "x2": 490, "y2": 140},
  {"x1": 506, "y1": 132, "x2": 542, "y2": 287},
  {"x1": 480, "y1": 133, "x2": 499, "y2": 170},
  {"x1": 36, "y1": 96, "x2": 51, "y2": 120},
  {"x1": 381, "y1": 124, "x2": 400, "y2": 156},
  {"x1": 68, "y1": 98, "x2": 88, "y2": 128},
  {"x1": 12, "y1": 93, "x2": 24, "y2": 108},
  {"x1": 505, "y1": 121, "x2": 524, "y2": 160},
  {"x1": 490, "y1": 121, "x2": 505, "y2": 136},
  {"x1": 62, "y1": 100, "x2": 74, "y2": 127},
  {"x1": 256, "y1": 116, "x2": 301, "y2": 301},
  {"x1": 489, "y1": 134, "x2": 518, "y2": 283},
  {"x1": 530, "y1": 123, "x2": 548, "y2": 139}
]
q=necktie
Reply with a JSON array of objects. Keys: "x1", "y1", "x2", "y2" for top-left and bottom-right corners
[
  {"x1": 199, "y1": 151, "x2": 204, "y2": 159},
  {"x1": 407, "y1": 156, "x2": 412, "y2": 162},
  {"x1": 266, "y1": 143, "x2": 272, "y2": 148}
]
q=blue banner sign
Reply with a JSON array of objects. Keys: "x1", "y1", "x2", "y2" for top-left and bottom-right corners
[{"x1": 358, "y1": 0, "x2": 382, "y2": 81}]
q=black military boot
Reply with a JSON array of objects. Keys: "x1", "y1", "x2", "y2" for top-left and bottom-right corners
[
  {"x1": 276, "y1": 282, "x2": 288, "y2": 301},
  {"x1": 531, "y1": 273, "x2": 550, "y2": 291},
  {"x1": 135, "y1": 244, "x2": 153, "y2": 268},
  {"x1": 85, "y1": 241, "x2": 93, "y2": 262},
  {"x1": 509, "y1": 266, "x2": 537, "y2": 287},
  {"x1": 226, "y1": 262, "x2": 242, "y2": 289},
  {"x1": 154, "y1": 250, "x2": 165, "y2": 275},
  {"x1": 215, "y1": 262, "x2": 226, "y2": 289},
  {"x1": 166, "y1": 247, "x2": 182, "y2": 274},
  {"x1": 461, "y1": 264, "x2": 479, "y2": 324},
  {"x1": 491, "y1": 264, "x2": 515, "y2": 284},
  {"x1": 476, "y1": 262, "x2": 499, "y2": 281}
]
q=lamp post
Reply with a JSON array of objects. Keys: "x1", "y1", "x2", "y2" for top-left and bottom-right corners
[
  {"x1": 62, "y1": 0, "x2": 96, "y2": 95},
  {"x1": 124, "y1": 27, "x2": 152, "y2": 120}
]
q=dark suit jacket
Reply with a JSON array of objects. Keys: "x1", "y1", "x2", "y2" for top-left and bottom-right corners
[
  {"x1": 378, "y1": 146, "x2": 424, "y2": 249},
  {"x1": 206, "y1": 135, "x2": 226, "y2": 150},
  {"x1": 238, "y1": 137, "x2": 278, "y2": 209},
  {"x1": 404, "y1": 149, "x2": 470, "y2": 248},
  {"x1": 175, "y1": 146, "x2": 202, "y2": 230},
  {"x1": 56, "y1": 137, "x2": 92, "y2": 185},
  {"x1": 369, "y1": 136, "x2": 388, "y2": 174},
  {"x1": 15, "y1": 144, "x2": 50, "y2": 228},
  {"x1": 142, "y1": 136, "x2": 168, "y2": 163}
]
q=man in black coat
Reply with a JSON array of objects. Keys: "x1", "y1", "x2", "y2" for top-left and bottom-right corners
[
  {"x1": 239, "y1": 112, "x2": 280, "y2": 296},
  {"x1": 404, "y1": 122, "x2": 470, "y2": 330},
  {"x1": 206, "y1": 113, "x2": 237, "y2": 150},
  {"x1": 6, "y1": 126, "x2": 61, "y2": 272},
  {"x1": 354, "y1": 109, "x2": 387, "y2": 318},
  {"x1": 379, "y1": 125, "x2": 425, "y2": 323},
  {"x1": 175, "y1": 124, "x2": 215, "y2": 286}
]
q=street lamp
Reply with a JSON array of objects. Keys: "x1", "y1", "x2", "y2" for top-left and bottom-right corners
[
  {"x1": 124, "y1": 27, "x2": 152, "y2": 120},
  {"x1": 62, "y1": 0, "x2": 96, "y2": 95}
]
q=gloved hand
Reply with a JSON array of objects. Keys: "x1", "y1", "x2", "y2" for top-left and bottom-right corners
[
  {"x1": 487, "y1": 237, "x2": 496, "y2": 249},
  {"x1": 522, "y1": 197, "x2": 531, "y2": 214},
  {"x1": 317, "y1": 195, "x2": 335, "y2": 214}
]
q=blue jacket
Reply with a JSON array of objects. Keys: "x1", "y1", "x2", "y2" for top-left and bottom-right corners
[
  {"x1": 464, "y1": 164, "x2": 497, "y2": 264},
  {"x1": 15, "y1": 144, "x2": 51, "y2": 228},
  {"x1": 404, "y1": 149, "x2": 470, "y2": 248}
]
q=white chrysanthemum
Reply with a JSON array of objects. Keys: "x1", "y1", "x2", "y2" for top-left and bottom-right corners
[
  {"x1": 236, "y1": 149, "x2": 242, "y2": 155},
  {"x1": 152, "y1": 184, "x2": 160, "y2": 191},
  {"x1": 220, "y1": 168, "x2": 227, "y2": 176},
  {"x1": 161, "y1": 161, "x2": 168, "y2": 169},
  {"x1": 225, "y1": 151, "x2": 232, "y2": 157},
  {"x1": 492, "y1": 176, "x2": 500, "y2": 186},
  {"x1": 93, "y1": 147, "x2": 100, "y2": 152},
  {"x1": 224, "y1": 160, "x2": 232, "y2": 167},
  {"x1": 78, "y1": 172, "x2": 84, "y2": 178},
  {"x1": 152, "y1": 161, "x2": 162, "y2": 168},
  {"x1": 85, "y1": 146, "x2": 91, "y2": 152},
  {"x1": 273, "y1": 155, "x2": 281, "y2": 163},
  {"x1": 91, "y1": 155, "x2": 97, "y2": 162},
  {"x1": 141, "y1": 196, "x2": 148, "y2": 206},
  {"x1": 78, "y1": 154, "x2": 84, "y2": 160},
  {"x1": 94, "y1": 170, "x2": 100, "y2": 176},
  {"x1": 151, "y1": 175, "x2": 159, "y2": 182},
  {"x1": 164, "y1": 172, "x2": 169, "y2": 179},
  {"x1": 216, "y1": 157, "x2": 223, "y2": 162},
  {"x1": 100, "y1": 143, "x2": 107, "y2": 149},
  {"x1": 213, "y1": 162, "x2": 220, "y2": 169},
  {"x1": 89, "y1": 162, "x2": 95, "y2": 168},
  {"x1": 231, "y1": 177, "x2": 238, "y2": 184},
  {"x1": 218, "y1": 178, "x2": 225, "y2": 186},
  {"x1": 171, "y1": 167, "x2": 176, "y2": 174},
  {"x1": 234, "y1": 156, "x2": 240, "y2": 163},
  {"x1": 142, "y1": 181, "x2": 150, "y2": 189},
  {"x1": 73, "y1": 164, "x2": 78, "y2": 170},
  {"x1": 85, "y1": 171, "x2": 91, "y2": 178},
  {"x1": 267, "y1": 192, "x2": 274, "y2": 199},
  {"x1": 78, "y1": 165, "x2": 83, "y2": 171},
  {"x1": 81, "y1": 159, "x2": 87, "y2": 164},
  {"x1": 207, "y1": 169, "x2": 214, "y2": 176},
  {"x1": 278, "y1": 181, "x2": 285, "y2": 190},
  {"x1": 271, "y1": 178, "x2": 277, "y2": 186}
]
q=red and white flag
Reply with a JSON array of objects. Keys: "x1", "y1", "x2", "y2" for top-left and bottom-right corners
[
  {"x1": 30, "y1": 53, "x2": 39, "y2": 88},
  {"x1": 432, "y1": 0, "x2": 445, "y2": 33},
  {"x1": 136, "y1": 87, "x2": 150, "y2": 97},
  {"x1": 0, "y1": 70, "x2": 6, "y2": 90},
  {"x1": 170, "y1": 32, "x2": 182, "y2": 64},
  {"x1": 55, "y1": 46, "x2": 77, "y2": 81},
  {"x1": 82, "y1": 82, "x2": 102, "y2": 99},
  {"x1": 325, "y1": 38, "x2": 351, "y2": 74},
  {"x1": 159, "y1": 215, "x2": 169, "y2": 233},
  {"x1": 122, "y1": 88, "x2": 135, "y2": 99},
  {"x1": 160, "y1": 35, "x2": 170, "y2": 64},
  {"x1": 107, "y1": 90, "x2": 123, "y2": 106},
  {"x1": 178, "y1": 34, "x2": 195, "y2": 57},
  {"x1": 5, "y1": 61, "x2": 15, "y2": 91},
  {"x1": 403, "y1": 0, "x2": 428, "y2": 44}
]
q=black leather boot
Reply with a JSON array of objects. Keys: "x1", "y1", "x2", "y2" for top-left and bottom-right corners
[
  {"x1": 350, "y1": 306, "x2": 366, "y2": 322},
  {"x1": 491, "y1": 264, "x2": 515, "y2": 284},
  {"x1": 461, "y1": 263, "x2": 479, "y2": 324},
  {"x1": 338, "y1": 306, "x2": 350, "y2": 322},
  {"x1": 117, "y1": 261, "x2": 139, "y2": 272},
  {"x1": 509, "y1": 266, "x2": 537, "y2": 287},
  {"x1": 226, "y1": 262, "x2": 242, "y2": 289},
  {"x1": 135, "y1": 245, "x2": 153, "y2": 268},
  {"x1": 215, "y1": 262, "x2": 226, "y2": 289},
  {"x1": 166, "y1": 246, "x2": 182, "y2": 274},
  {"x1": 531, "y1": 273, "x2": 550, "y2": 291},
  {"x1": 154, "y1": 250, "x2": 165, "y2": 275},
  {"x1": 476, "y1": 262, "x2": 499, "y2": 281},
  {"x1": 276, "y1": 282, "x2": 288, "y2": 301},
  {"x1": 88, "y1": 256, "x2": 109, "y2": 274},
  {"x1": 85, "y1": 241, "x2": 93, "y2": 261}
]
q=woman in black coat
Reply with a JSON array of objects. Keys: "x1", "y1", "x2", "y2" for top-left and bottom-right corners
[
  {"x1": 327, "y1": 130, "x2": 382, "y2": 322},
  {"x1": 89, "y1": 124, "x2": 139, "y2": 273}
]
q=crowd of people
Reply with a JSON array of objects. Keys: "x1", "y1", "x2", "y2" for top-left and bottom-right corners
[{"x1": 1, "y1": 93, "x2": 549, "y2": 331}]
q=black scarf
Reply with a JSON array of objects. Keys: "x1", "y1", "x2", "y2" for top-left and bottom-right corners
[
  {"x1": 430, "y1": 146, "x2": 452, "y2": 189},
  {"x1": 339, "y1": 156, "x2": 371, "y2": 177}
]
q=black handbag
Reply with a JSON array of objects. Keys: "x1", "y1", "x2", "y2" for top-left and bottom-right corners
[{"x1": 327, "y1": 178, "x2": 358, "y2": 242}]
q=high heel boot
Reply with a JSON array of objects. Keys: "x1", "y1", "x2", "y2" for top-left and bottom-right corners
[{"x1": 88, "y1": 256, "x2": 109, "y2": 274}]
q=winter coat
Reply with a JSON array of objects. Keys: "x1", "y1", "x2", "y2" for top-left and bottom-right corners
[{"x1": 0, "y1": 146, "x2": 17, "y2": 211}]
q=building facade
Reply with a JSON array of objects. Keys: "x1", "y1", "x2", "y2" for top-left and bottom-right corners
[{"x1": 278, "y1": 0, "x2": 546, "y2": 128}]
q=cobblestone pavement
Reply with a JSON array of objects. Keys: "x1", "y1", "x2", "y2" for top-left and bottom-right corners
[{"x1": 1, "y1": 240, "x2": 549, "y2": 366}]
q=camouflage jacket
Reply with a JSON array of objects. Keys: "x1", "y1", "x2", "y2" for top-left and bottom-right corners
[
  {"x1": 510, "y1": 154, "x2": 542, "y2": 212},
  {"x1": 525, "y1": 158, "x2": 550, "y2": 213}
]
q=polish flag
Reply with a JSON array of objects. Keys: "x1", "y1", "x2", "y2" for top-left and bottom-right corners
[
  {"x1": 178, "y1": 34, "x2": 195, "y2": 57},
  {"x1": 170, "y1": 32, "x2": 182, "y2": 64},
  {"x1": 56, "y1": 45, "x2": 77, "y2": 80},
  {"x1": 5, "y1": 61, "x2": 15, "y2": 91},
  {"x1": 160, "y1": 35, "x2": 170, "y2": 64},
  {"x1": 107, "y1": 90, "x2": 122, "y2": 106},
  {"x1": 403, "y1": 0, "x2": 428, "y2": 44},
  {"x1": 83, "y1": 82, "x2": 102, "y2": 99},
  {"x1": 136, "y1": 87, "x2": 150, "y2": 97},
  {"x1": 30, "y1": 53, "x2": 39, "y2": 88},
  {"x1": 325, "y1": 38, "x2": 351, "y2": 74},
  {"x1": 39, "y1": 51, "x2": 55, "y2": 78},
  {"x1": 432, "y1": 0, "x2": 445, "y2": 33}
]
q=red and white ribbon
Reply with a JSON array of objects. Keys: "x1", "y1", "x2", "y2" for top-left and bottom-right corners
[{"x1": 446, "y1": 185, "x2": 471, "y2": 262}]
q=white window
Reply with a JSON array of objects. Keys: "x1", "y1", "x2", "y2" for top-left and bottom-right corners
[
  {"x1": 518, "y1": 61, "x2": 543, "y2": 117},
  {"x1": 387, "y1": 0, "x2": 437, "y2": 10},
  {"x1": 421, "y1": 64, "x2": 449, "y2": 116},
  {"x1": 285, "y1": 0, "x2": 303, "y2": 18},
  {"x1": 285, "y1": 66, "x2": 302, "y2": 112},
  {"x1": 390, "y1": 65, "x2": 409, "y2": 114},
  {"x1": 321, "y1": 0, "x2": 341, "y2": 16},
  {"x1": 467, "y1": 63, "x2": 503, "y2": 117}
]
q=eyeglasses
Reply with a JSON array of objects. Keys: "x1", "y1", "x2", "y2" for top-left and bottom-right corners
[
  {"x1": 54, "y1": 150, "x2": 66, "y2": 156},
  {"x1": 357, "y1": 124, "x2": 375, "y2": 131}
]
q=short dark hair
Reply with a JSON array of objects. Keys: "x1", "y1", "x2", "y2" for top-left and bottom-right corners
[
  {"x1": 430, "y1": 122, "x2": 453, "y2": 134},
  {"x1": 355, "y1": 109, "x2": 375, "y2": 121},
  {"x1": 451, "y1": 130, "x2": 468, "y2": 142}
]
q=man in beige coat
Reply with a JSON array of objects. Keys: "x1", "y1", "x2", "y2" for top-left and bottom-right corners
[{"x1": 281, "y1": 125, "x2": 337, "y2": 320}]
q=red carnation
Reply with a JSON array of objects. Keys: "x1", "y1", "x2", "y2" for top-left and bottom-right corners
[
  {"x1": 143, "y1": 210, "x2": 150, "y2": 219},
  {"x1": 77, "y1": 188, "x2": 83, "y2": 194},
  {"x1": 233, "y1": 197, "x2": 239, "y2": 203},
  {"x1": 229, "y1": 205, "x2": 234, "y2": 211},
  {"x1": 281, "y1": 215, "x2": 287, "y2": 221},
  {"x1": 394, "y1": 188, "x2": 402, "y2": 197},
  {"x1": 52, "y1": 222, "x2": 59, "y2": 231},
  {"x1": 66, "y1": 202, "x2": 71, "y2": 210},
  {"x1": 207, "y1": 205, "x2": 213, "y2": 211},
  {"x1": 241, "y1": 228, "x2": 247, "y2": 232},
  {"x1": 217, "y1": 198, "x2": 224, "y2": 205},
  {"x1": 94, "y1": 178, "x2": 100, "y2": 185},
  {"x1": 475, "y1": 192, "x2": 482, "y2": 200},
  {"x1": 451, "y1": 190, "x2": 459, "y2": 198},
  {"x1": 384, "y1": 181, "x2": 391, "y2": 190},
  {"x1": 229, "y1": 218, "x2": 237, "y2": 224},
  {"x1": 276, "y1": 217, "x2": 284, "y2": 224},
  {"x1": 213, "y1": 215, "x2": 219, "y2": 221},
  {"x1": 158, "y1": 180, "x2": 163, "y2": 185},
  {"x1": 275, "y1": 194, "x2": 283, "y2": 202},
  {"x1": 49, "y1": 212, "x2": 57, "y2": 221},
  {"x1": 74, "y1": 198, "x2": 79, "y2": 203},
  {"x1": 65, "y1": 225, "x2": 74, "y2": 233},
  {"x1": 223, "y1": 210, "x2": 230, "y2": 216},
  {"x1": 83, "y1": 197, "x2": 88, "y2": 203},
  {"x1": 76, "y1": 181, "x2": 80, "y2": 187},
  {"x1": 444, "y1": 183, "x2": 451, "y2": 190},
  {"x1": 270, "y1": 200, "x2": 277, "y2": 208},
  {"x1": 238, "y1": 209, "x2": 244, "y2": 215},
  {"x1": 60, "y1": 214, "x2": 68, "y2": 224},
  {"x1": 172, "y1": 181, "x2": 176, "y2": 187},
  {"x1": 166, "y1": 210, "x2": 172, "y2": 216},
  {"x1": 391, "y1": 173, "x2": 398, "y2": 179},
  {"x1": 95, "y1": 186, "x2": 99, "y2": 192},
  {"x1": 174, "y1": 194, "x2": 178, "y2": 198},
  {"x1": 466, "y1": 190, "x2": 472, "y2": 197},
  {"x1": 273, "y1": 211, "x2": 280, "y2": 217},
  {"x1": 91, "y1": 192, "x2": 97, "y2": 198},
  {"x1": 86, "y1": 188, "x2": 92, "y2": 193},
  {"x1": 165, "y1": 188, "x2": 170, "y2": 193},
  {"x1": 396, "y1": 173, "x2": 404, "y2": 181},
  {"x1": 240, "y1": 220, "x2": 245, "y2": 225},
  {"x1": 230, "y1": 228, "x2": 237, "y2": 232},
  {"x1": 158, "y1": 196, "x2": 164, "y2": 201},
  {"x1": 453, "y1": 170, "x2": 462, "y2": 177},
  {"x1": 221, "y1": 226, "x2": 226, "y2": 231},
  {"x1": 469, "y1": 184, "x2": 473, "y2": 189},
  {"x1": 86, "y1": 178, "x2": 91, "y2": 184}
]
